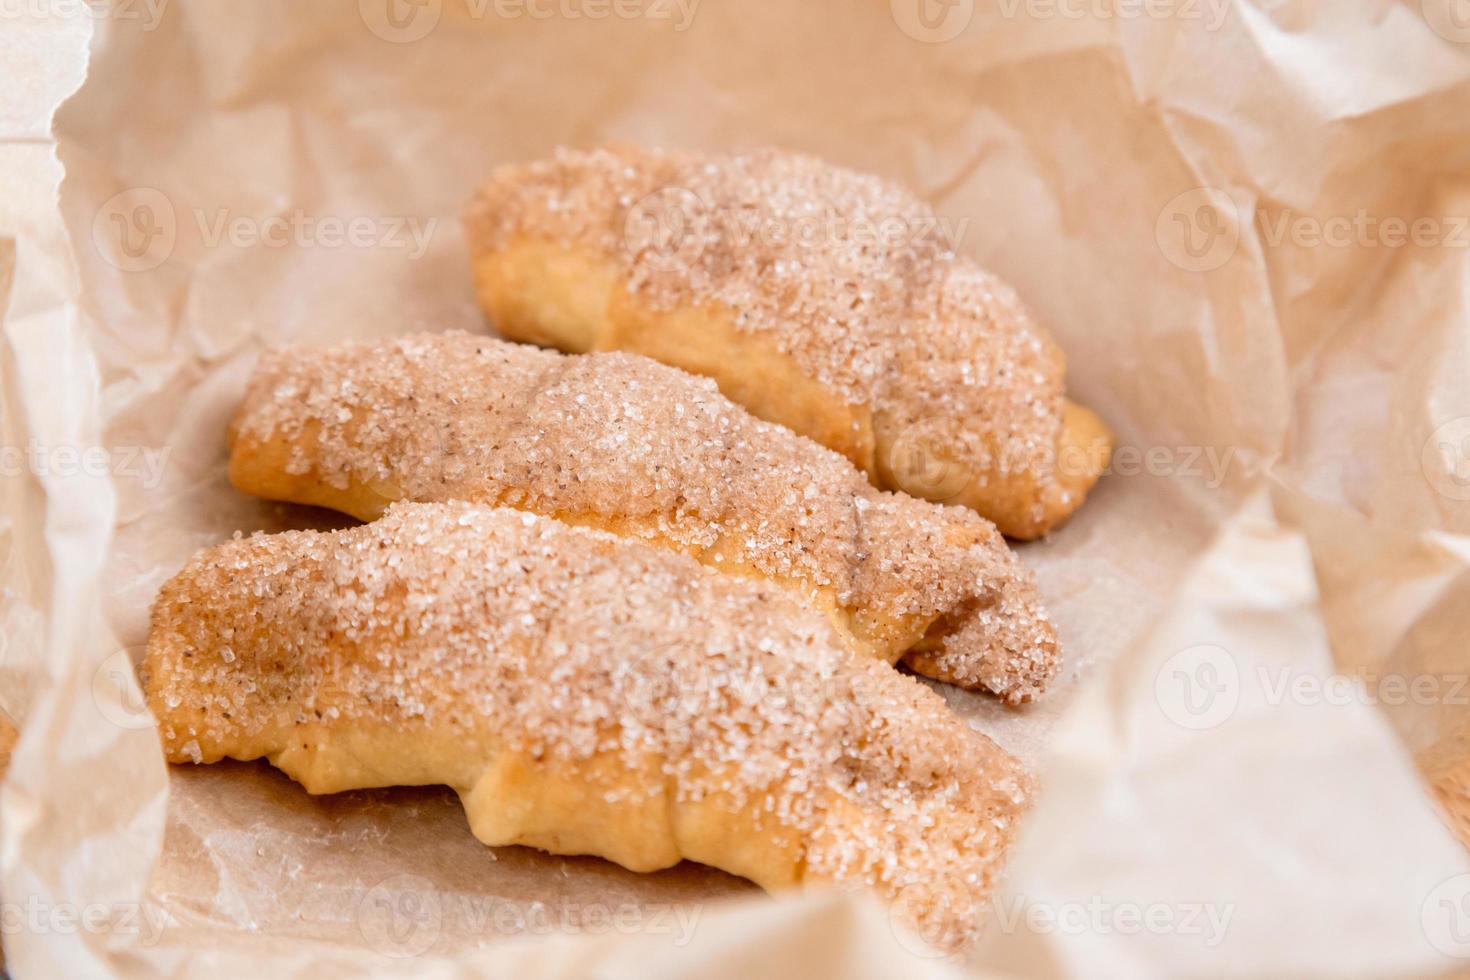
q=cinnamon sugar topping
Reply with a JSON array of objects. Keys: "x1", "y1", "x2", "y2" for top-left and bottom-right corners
[
  {"x1": 465, "y1": 146, "x2": 1068, "y2": 507},
  {"x1": 232, "y1": 331, "x2": 1059, "y2": 701},
  {"x1": 145, "y1": 501, "x2": 1032, "y2": 951}
]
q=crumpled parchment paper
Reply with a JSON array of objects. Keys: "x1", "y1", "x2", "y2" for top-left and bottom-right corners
[{"x1": 4, "y1": 1, "x2": 1470, "y2": 976}]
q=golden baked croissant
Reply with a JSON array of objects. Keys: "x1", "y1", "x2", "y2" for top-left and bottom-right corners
[
  {"x1": 228, "y1": 331, "x2": 1060, "y2": 703},
  {"x1": 464, "y1": 145, "x2": 1113, "y2": 539},
  {"x1": 143, "y1": 501, "x2": 1033, "y2": 952}
]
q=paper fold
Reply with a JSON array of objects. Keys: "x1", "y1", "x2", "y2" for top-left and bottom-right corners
[{"x1": 3, "y1": 2, "x2": 1469, "y2": 976}]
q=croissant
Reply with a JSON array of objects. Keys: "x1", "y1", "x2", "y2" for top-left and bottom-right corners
[
  {"x1": 228, "y1": 331, "x2": 1060, "y2": 703},
  {"x1": 143, "y1": 501, "x2": 1033, "y2": 952},
  {"x1": 464, "y1": 145, "x2": 1112, "y2": 539}
]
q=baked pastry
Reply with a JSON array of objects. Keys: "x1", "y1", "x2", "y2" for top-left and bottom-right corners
[
  {"x1": 143, "y1": 501, "x2": 1033, "y2": 952},
  {"x1": 464, "y1": 145, "x2": 1112, "y2": 539},
  {"x1": 228, "y1": 331, "x2": 1060, "y2": 703}
]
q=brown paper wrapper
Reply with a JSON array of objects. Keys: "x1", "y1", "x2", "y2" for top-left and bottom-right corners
[{"x1": 4, "y1": 2, "x2": 1470, "y2": 975}]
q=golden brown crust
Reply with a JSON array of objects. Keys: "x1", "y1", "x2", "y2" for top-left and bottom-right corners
[
  {"x1": 0, "y1": 712, "x2": 16, "y2": 779},
  {"x1": 228, "y1": 332, "x2": 1060, "y2": 703},
  {"x1": 143, "y1": 501, "x2": 1033, "y2": 952},
  {"x1": 464, "y1": 145, "x2": 1112, "y2": 539}
]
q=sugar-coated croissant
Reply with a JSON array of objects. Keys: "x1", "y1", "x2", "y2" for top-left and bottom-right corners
[
  {"x1": 228, "y1": 331, "x2": 1060, "y2": 703},
  {"x1": 465, "y1": 145, "x2": 1112, "y2": 539},
  {"x1": 143, "y1": 501, "x2": 1032, "y2": 953}
]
